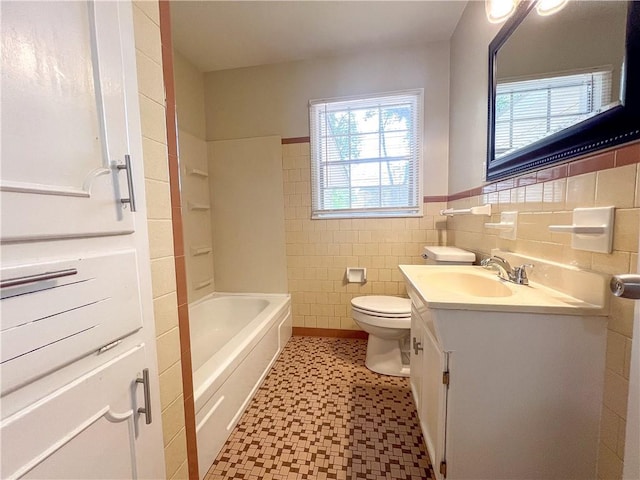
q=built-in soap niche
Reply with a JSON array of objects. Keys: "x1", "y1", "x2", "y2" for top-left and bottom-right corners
[{"x1": 548, "y1": 206, "x2": 615, "y2": 254}]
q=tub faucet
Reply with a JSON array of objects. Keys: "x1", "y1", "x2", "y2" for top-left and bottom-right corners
[{"x1": 480, "y1": 256, "x2": 533, "y2": 285}]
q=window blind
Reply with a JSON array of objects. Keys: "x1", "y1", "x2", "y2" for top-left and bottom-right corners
[
  {"x1": 309, "y1": 90, "x2": 423, "y2": 219},
  {"x1": 495, "y1": 71, "x2": 614, "y2": 158}
]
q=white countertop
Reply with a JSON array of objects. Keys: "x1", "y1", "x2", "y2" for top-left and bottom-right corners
[{"x1": 399, "y1": 265, "x2": 608, "y2": 316}]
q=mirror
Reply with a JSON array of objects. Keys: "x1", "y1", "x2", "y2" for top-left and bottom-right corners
[{"x1": 487, "y1": 0, "x2": 640, "y2": 181}]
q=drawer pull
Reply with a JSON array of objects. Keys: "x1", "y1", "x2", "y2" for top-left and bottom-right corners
[{"x1": 0, "y1": 268, "x2": 78, "y2": 289}]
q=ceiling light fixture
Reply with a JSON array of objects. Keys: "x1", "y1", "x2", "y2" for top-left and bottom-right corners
[
  {"x1": 536, "y1": 0, "x2": 569, "y2": 16},
  {"x1": 485, "y1": 0, "x2": 517, "y2": 23}
]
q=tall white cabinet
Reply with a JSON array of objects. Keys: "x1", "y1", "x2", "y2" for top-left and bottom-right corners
[{"x1": 1, "y1": 1, "x2": 165, "y2": 478}]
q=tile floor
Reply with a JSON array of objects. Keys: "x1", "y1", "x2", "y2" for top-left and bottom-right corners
[{"x1": 205, "y1": 336, "x2": 433, "y2": 480}]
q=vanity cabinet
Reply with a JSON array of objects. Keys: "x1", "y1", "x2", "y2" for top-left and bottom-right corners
[
  {"x1": 411, "y1": 306, "x2": 448, "y2": 479},
  {"x1": 402, "y1": 265, "x2": 608, "y2": 480}
]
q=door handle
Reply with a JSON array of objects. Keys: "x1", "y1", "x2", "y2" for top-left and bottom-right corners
[
  {"x1": 117, "y1": 154, "x2": 137, "y2": 212},
  {"x1": 136, "y1": 368, "x2": 152, "y2": 425},
  {"x1": 611, "y1": 274, "x2": 640, "y2": 299}
]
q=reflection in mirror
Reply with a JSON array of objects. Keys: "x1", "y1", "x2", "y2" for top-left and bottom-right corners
[
  {"x1": 494, "y1": 1, "x2": 627, "y2": 159},
  {"x1": 487, "y1": 1, "x2": 640, "y2": 181}
]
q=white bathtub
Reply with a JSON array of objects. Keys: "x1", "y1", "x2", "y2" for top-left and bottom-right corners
[{"x1": 189, "y1": 293, "x2": 292, "y2": 478}]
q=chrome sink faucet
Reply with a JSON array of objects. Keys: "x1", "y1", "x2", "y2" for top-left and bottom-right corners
[{"x1": 480, "y1": 255, "x2": 533, "y2": 285}]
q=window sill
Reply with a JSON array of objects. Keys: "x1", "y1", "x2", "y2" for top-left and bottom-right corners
[{"x1": 311, "y1": 211, "x2": 423, "y2": 220}]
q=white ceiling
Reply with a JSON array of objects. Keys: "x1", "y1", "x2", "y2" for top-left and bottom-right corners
[{"x1": 170, "y1": 1, "x2": 468, "y2": 72}]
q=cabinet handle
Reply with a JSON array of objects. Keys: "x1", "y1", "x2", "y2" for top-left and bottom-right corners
[
  {"x1": 0, "y1": 268, "x2": 78, "y2": 289},
  {"x1": 136, "y1": 368, "x2": 152, "y2": 425},
  {"x1": 413, "y1": 337, "x2": 423, "y2": 355},
  {"x1": 117, "y1": 154, "x2": 137, "y2": 212}
]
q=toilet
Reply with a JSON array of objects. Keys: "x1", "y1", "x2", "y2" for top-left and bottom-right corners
[{"x1": 351, "y1": 246, "x2": 475, "y2": 377}]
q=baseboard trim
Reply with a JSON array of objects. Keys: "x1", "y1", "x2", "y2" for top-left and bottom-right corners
[{"x1": 292, "y1": 327, "x2": 368, "y2": 339}]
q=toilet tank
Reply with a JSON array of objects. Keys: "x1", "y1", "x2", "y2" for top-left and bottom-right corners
[{"x1": 422, "y1": 246, "x2": 475, "y2": 265}]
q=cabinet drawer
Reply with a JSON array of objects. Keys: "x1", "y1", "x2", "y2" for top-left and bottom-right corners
[{"x1": 1, "y1": 250, "x2": 143, "y2": 394}]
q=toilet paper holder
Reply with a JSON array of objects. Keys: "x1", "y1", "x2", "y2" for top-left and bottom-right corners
[{"x1": 346, "y1": 267, "x2": 367, "y2": 284}]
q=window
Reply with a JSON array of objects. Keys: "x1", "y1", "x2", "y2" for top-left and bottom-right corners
[
  {"x1": 309, "y1": 90, "x2": 423, "y2": 219},
  {"x1": 495, "y1": 71, "x2": 613, "y2": 158}
]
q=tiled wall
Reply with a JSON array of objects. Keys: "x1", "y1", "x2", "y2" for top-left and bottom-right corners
[
  {"x1": 282, "y1": 141, "x2": 447, "y2": 331},
  {"x1": 446, "y1": 142, "x2": 639, "y2": 480},
  {"x1": 133, "y1": 2, "x2": 188, "y2": 479}
]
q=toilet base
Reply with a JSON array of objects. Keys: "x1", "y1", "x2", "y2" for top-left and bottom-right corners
[{"x1": 364, "y1": 334, "x2": 410, "y2": 377}]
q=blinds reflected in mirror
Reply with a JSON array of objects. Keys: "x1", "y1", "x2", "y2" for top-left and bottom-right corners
[{"x1": 495, "y1": 70, "x2": 615, "y2": 158}]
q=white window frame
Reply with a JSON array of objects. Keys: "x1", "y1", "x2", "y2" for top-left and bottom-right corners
[{"x1": 309, "y1": 89, "x2": 423, "y2": 219}]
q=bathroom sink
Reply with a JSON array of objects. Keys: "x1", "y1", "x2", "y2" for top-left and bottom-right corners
[
  {"x1": 417, "y1": 270, "x2": 513, "y2": 298},
  {"x1": 398, "y1": 264, "x2": 606, "y2": 315}
]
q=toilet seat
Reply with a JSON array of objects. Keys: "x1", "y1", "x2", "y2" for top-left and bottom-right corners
[
  {"x1": 351, "y1": 296, "x2": 411, "y2": 329},
  {"x1": 351, "y1": 295, "x2": 411, "y2": 318}
]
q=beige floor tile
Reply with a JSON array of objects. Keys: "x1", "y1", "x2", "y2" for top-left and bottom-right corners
[{"x1": 206, "y1": 337, "x2": 433, "y2": 480}]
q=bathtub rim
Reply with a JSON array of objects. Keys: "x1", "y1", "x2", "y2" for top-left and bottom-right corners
[{"x1": 189, "y1": 291, "x2": 290, "y2": 308}]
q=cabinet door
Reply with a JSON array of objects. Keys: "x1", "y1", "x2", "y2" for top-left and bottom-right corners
[
  {"x1": 1, "y1": 1, "x2": 136, "y2": 242},
  {"x1": 410, "y1": 307, "x2": 424, "y2": 412},
  {"x1": 1, "y1": 345, "x2": 153, "y2": 479},
  {"x1": 421, "y1": 322, "x2": 448, "y2": 480}
]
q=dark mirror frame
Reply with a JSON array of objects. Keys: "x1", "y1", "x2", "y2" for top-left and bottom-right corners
[{"x1": 487, "y1": 0, "x2": 640, "y2": 181}]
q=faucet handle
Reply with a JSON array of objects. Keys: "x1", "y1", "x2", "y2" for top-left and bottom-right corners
[
  {"x1": 513, "y1": 264, "x2": 534, "y2": 285},
  {"x1": 481, "y1": 255, "x2": 506, "y2": 266}
]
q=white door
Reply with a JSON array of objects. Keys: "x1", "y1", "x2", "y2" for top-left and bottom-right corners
[
  {"x1": 1, "y1": 1, "x2": 166, "y2": 478},
  {"x1": 622, "y1": 244, "x2": 640, "y2": 478}
]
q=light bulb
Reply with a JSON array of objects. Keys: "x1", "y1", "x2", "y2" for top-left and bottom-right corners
[
  {"x1": 486, "y1": 0, "x2": 517, "y2": 23},
  {"x1": 536, "y1": 0, "x2": 569, "y2": 16}
]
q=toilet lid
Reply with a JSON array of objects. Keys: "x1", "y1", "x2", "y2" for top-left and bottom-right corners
[{"x1": 351, "y1": 296, "x2": 411, "y2": 316}]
